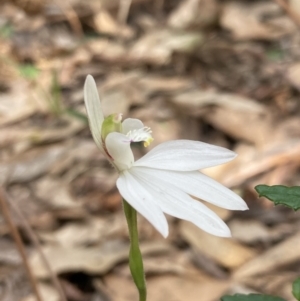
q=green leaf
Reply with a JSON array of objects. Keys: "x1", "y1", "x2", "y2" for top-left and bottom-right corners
[
  {"x1": 0, "y1": 25, "x2": 14, "y2": 38},
  {"x1": 293, "y1": 277, "x2": 300, "y2": 301},
  {"x1": 65, "y1": 109, "x2": 88, "y2": 124},
  {"x1": 255, "y1": 185, "x2": 300, "y2": 211},
  {"x1": 221, "y1": 294, "x2": 286, "y2": 301},
  {"x1": 18, "y1": 64, "x2": 39, "y2": 80},
  {"x1": 266, "y1": 49, "x2": 283, "y2": 62}
]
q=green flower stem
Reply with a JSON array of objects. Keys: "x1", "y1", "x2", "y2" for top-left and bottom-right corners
[{"x1": 123, "y1": 199, "x2": 147, "y2": 301}]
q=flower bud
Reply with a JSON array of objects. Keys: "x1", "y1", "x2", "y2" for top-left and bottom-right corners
[{"x1": 101, "y1": 113, "x2": 122, "y2": 140}]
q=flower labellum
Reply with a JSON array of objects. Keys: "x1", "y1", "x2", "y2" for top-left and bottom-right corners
[{"x1": 84, "y1": 75, "x2": 248, "y2": 238}]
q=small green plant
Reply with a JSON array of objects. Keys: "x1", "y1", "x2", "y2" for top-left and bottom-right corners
[
  {"x1": 0, "y1": 24, "x2": 14, "y2": 38},
  {"x1": 221, "y1": 185, "x2": 300, "y2": 301},
  {"x1": 18, "y1": 63, "x2": 40, "y2": 80},
  {"x1": 255, "y1": 185, "x2": 300, "y2": 210}
]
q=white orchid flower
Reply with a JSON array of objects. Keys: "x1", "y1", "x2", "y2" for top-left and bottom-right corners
[{"x1": 84, "y1": 75, "x2": 248, "y2": 238}]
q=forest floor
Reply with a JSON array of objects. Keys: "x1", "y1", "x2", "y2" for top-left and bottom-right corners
[{"x1": 1, "y1": 0, "x2": 300, "y2": 300}]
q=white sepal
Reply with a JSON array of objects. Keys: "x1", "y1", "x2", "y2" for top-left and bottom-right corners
[
  {"x1": 134, "y1": 140, "x2": 236, "y2": 171},
  {"x1": 131, "y1": 167, "x2": 248, "y2": 210},
  {"x1": 84, "y1": 75, "x2": 104, "y2": 151},
  {"x1": 117, "y1": 171, "x2": 169, "y2": 237},
  {"x1": 130, "y1": 168, "x2": 231, "y2": 237}
]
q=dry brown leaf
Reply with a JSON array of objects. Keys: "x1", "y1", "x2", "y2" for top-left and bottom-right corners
[
  {"x1": 0, "y1": 79, "x2": 41, "y2": 126},
  {"x1": 49, "y1": 140, "x2": 105, "y2": 175},
  {"x1": 87, "y1": 39, "x2": 127, "y2": 63},
  {"x1": 0, "y1": 266, "x2": 31, "y2": 301},
  {"x1": 229, "y1": 220, "x2": 274, "y2": 244},
  {"x1": 34, "y1": 178, "x2": 81, "y2": 209},
  {"x1": 290, "y1": 0, "x2": 300, "y2": 16},
  {"x1": 202, "y1": 105, "x2": 273, "y2": 146},
  {"x1": 0, "y1": 117, "x2": 85, "y2": 148},
  {"x1": 234, "y1": 231, "x2": 300, "y2": 279},
  {"x1": 0, "y1": 55, "x2": 18, "y2": 88},
  {"x1": 171, "y1": 90, "x2": 266, "y2": 114},
  {"x1": 170, "y1": 90, "x2": 272, "y2": 145},
  {"x1": 223, "y1": 139, "x2": 300, "y2": 187},
  {"x1": 138, "y1": 75, "x2": 192, "y2": 93},
  {"x1": 0, "y1": 146, "x2": 67, "y2": 185},
  {"x1": 221, "y1": 2, "x2": 296, "y2": 40},
  {"x1": 117, "y1": 252, "x2": 191, "y2": 277},
  {"x1": 180, "y1": 221, "x2": 256, "y2": 269},
  {"x1": 0, "y1": 239, "x2": 22, "y2": 265},
  {"x1": 30, "y1": 240, "x2": 171, "y2": 278},
  {"x1": 286, "y1": 62, "x2": 300, "y2": 91},
  {"x1": 101, "y1": 72, "x2": 192, "y2": 98},
  {"x1": 93, "y1": 10, "x2": 134, "y2": 38},
  {"x1": 168, "y1": 0, "x2": 219, "y2": 29},
  {"x1": 38, "y1": 215, "x2": 127, "y2": 247},
  {"x1": 93, "y1": 0, "x2": 149, "y2": 10},
  {"x1": 11, "y1": 0, "x2": 45, "y2": 14},
  {"x1": 105, "y1": 273, "x2": 230, "y2": 301},
  {"x1": 129, "y1": 29, "x2": 204, "y2": 65},
  {"x1": 22, "y1": 283, "x2": 60, "y2": 301}
]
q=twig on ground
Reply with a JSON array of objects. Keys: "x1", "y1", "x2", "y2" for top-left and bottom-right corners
[
  {"x1": 0, "y1": 188, "x2": 43, "y2": 301},
  {"x1": 118, "y1": 0, "x2": 132, "y2": 24},
  {"x1": 273, "y1": 0, "x2": 300, "y2": 28},
  {"x1": 54, "y1": 0, "x2": 83, "y2": 36},
  {"x1": 8, "y1": 193, "x2": 68, "y2": 301}
]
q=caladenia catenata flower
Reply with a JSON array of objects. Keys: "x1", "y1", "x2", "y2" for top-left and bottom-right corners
[{"x1": 84, "y1": 75, "x2": 248, "y2": 300}]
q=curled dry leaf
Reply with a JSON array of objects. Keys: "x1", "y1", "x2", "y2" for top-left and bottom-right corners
[
  {"x1": 221, "y1": 2, "x2": 297, "y2": 40},
  {"x1": 105, "y1": 273, "x2": 231, "y2": 301},
  {"x1": 228, "y1": 220, "x2": 294, "y2": 245},
  {"x1": 96, "y1": 0, "x2": 149, "y2": 10},
  {"x1": 229, "y1": 220, "x2": 272, "y2": 245},
  {"x1": 34, "y1": 178, "x2": 81, "y2": 209},
  {"x1": 129, "y1": 29, "x2": 204, "y2": 65},
  {"x1": 0, "y1": 117, "x2": 85, "y2": 148},
  {"x1": 22, "y1": 283, "x2": 60, "y2": 301},
  {"x1": 38, "y1": 215, "x2": 127, "y2": 247},
  {"x1": 223, "y1": 139, "x2": 300, "y2": 187},
  {"x1": 0, "y1": 79, "x2": 40, "y2": 126},
  {"x1": 29, "y1": 241, "x2": 171, "y2": 278},
  {"x1": 168, "y1": 0, "x2": 219, "y2": 29},
  {"x1": 87, "y1": 39, "x2": 127, "y2": 63},
  {"x1": 170, "y1": 90, "x2": 266, "y2": 115},
  {"x1": 180, "y1": 221, "x2": 256, "y2": 269},
  {"x1": 0, "y1": 146, "x2": 67, "y2": 185},
  {"x1": 170, "y1": 90, "x2": 272, "y2": 145},
  {"x1": 290, "y1": 0, "x2": 300, "y2": 16},
  {"x1": 0, "y1": 239, "x2": 23, "y2": 265},
  {"x1": 117, "y1": 252, "x2": 192, "y2": 277},
  {"x1": 234, "y1": 231, "x2": 300, "y2": 279},
  {"x1": 286, "y1": 62, "x2": 300, "y2": 91},
  {"x1": 88, "y1": 30, "x2": 203, "y2": 66},
  {"x1": 93, "y1": 10, "x2": 134, "y2": 39}
]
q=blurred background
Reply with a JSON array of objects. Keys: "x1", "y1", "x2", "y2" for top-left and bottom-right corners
[{"x1": 0, "y1": 0, "x2": 300, "y2": 300}]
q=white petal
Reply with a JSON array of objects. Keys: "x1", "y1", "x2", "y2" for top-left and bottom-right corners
[
  {"x1": 84, "y1": 75, "x2": 104, "y2": 150},
  {"x1": 117, "y1": 171, "x2": 169, "y2": 237},
  {"x1": 122, "y1": 118, "x2": 144, "y2": 134},
  {"x1": 130, "y1": 167, "x2": 231, "y2": 237},
  {"x1": 132, "y1": 167, "x2": 248, "y2": 210},
  {"x1": 105, "y1": 132, "x2": 134, "y2": 171},
  {"x1": 134, "y1": 140, "x2": 236, "y2": 171}
]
